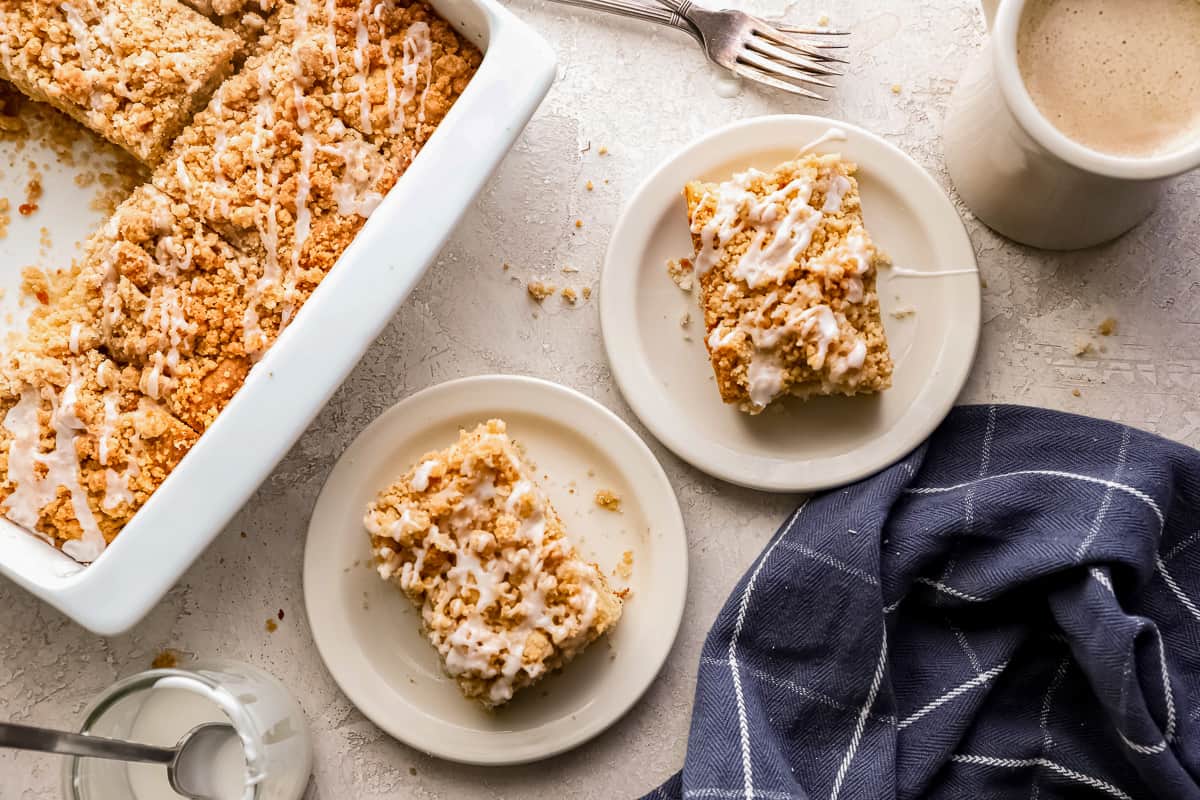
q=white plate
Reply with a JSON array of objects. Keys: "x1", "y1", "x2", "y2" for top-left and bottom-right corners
[
  {"x1": 600, "y1": 115, "x2": 980, "y2": 492},
  {"x1": 302, "y1": 375, "x2": 687, "y2": 765},
  {"x1": 0, "y1": 0, "x2": 557, "y2": 634}
]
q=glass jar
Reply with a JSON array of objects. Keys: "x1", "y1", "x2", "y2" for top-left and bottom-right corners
[{"x1": 62, "y1": 659, "x2": 312, "y2": 800}]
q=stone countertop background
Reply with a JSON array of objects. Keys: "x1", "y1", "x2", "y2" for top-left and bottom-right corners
[{"x1": 3, "y1": 0, "x2": 1199, "y2": 796}]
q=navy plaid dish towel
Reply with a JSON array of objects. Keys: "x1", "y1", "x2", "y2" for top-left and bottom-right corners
[{"x1": 643, "y1": 405, "x2": 1200, "y2": 800}]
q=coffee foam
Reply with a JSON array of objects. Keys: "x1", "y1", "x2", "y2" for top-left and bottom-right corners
[{"x1": 1017, "y1": 0, "x2": 1200, "y2": 158}]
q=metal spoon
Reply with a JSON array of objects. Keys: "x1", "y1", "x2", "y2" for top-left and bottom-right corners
[{"x1": 0, "y1": 720, "x2": 241, "y2": 799}]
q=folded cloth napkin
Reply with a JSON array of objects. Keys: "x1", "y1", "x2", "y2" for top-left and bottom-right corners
[{"x1": 643, "y1": 405, "x2": 1200, "y2": 800}]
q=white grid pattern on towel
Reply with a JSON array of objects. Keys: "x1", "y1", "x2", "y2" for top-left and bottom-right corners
[
  {"x1": 1156, "y1": 555, "x2": 1200, "y2": 621},
  {"x1": 727, "y1": 501, "x2": 810, "y2": 800},
  {"x1": 829, "y1": 631, "x2": 889, "y2": 800},
  {"x1": 906, "y1": 470, "x2": 1163, "y2": 527},
  {"x1": 950, "y1": 754, "x2": 1134, "y2": 800},
  {"x1": 897, "y1": 661, "x2": 1008, "y2": 730}
]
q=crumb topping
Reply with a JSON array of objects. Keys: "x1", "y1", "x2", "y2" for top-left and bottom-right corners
[
  {"x1": 684, "y1": 151, "x2": 893, "y2": 412},
  {"x1": 363, "y1": 419, "x2": 622, "y2": 707},
  {"x1": 0, "y1": 0, "x2": 480, "y2": 559}
]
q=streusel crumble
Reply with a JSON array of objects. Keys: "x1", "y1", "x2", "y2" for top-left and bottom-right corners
[
  {"x1": 0, "y1": 349, "x2": 197, "y2": 559},
  {"x1": 0, "y1": 0, "x2": 241, "y2": 164},
  {"x1": 683, "y1": 152, "x2": 893, "y2": 413},
  {"x1": 0, "y1": 0, "x2": 480, "y2": 560},
  {"x1": 364, "y1": 420, "x2": 623, "y2": 707}
]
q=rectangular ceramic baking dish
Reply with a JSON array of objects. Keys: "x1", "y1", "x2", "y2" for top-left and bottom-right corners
[{"x1": 0, "y1": 0, "x2": 556, "y2": 634}]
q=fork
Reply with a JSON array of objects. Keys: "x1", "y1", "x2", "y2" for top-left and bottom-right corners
[
  {"x1": 649, "y1": 0, "x2": 845, "y2": 98},
  {"x1": 543, "y1": 0, "x2": 848, "y2": 99}
]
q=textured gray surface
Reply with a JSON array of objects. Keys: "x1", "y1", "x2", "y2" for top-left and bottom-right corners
[{"x1": 3, "y1": 0, "x2": 1199, "y2": 797}]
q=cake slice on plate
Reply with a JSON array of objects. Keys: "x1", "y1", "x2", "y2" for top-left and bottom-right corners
[
  {"x1": 363, "y1": 419, "x2": 622, "y2": 708},
  {"x1": 683, "y1": 152, "x2": 893, "y2": 413}
]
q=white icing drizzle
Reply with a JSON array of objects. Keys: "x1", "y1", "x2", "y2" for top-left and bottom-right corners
[
  {"x1": 68, "y1": 323, "x2": 82, "y2": 354},
  {"x1": 319, "y1": 122, "x2": 385, "y2": 217},
  {"x1": 691, "y1": 169, "x2": 828, "y2": 287},
  {"x1": 410, "y1": 459, "x2": 438, "y2": 491},
  {"x1": 401, "y1": 22, "x2": 433, "y2": 126},
  {"x1": 374, "y1": 4, "x2": 400, "y2": 133},
  {"x1": 352, "y1": 0, "x2": 374, "y2": 134},
  {"x1": 102, "y1": 434, "x2": 139, "y2": 513},
  {"x1": 96, "y1": 391, "x2": 119, "y2": 466},
  {"x1": 822, "y1": 174, "x2": 852, "y2": 213},
  {"x1": 746, "y1": 349, "x2": 784, "y2": 409},
  {"x1": 799, "y1": 126, "x2": 848, "y2": 154},
  {"x1": 886, "y1": 265, "x2": 980, "y2": 277},
  {"x1": 2, "y1": 382, "x2": 106, "y2": 562}
]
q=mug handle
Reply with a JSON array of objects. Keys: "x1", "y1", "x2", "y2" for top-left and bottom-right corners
[{"x1": 980, "y1": 0, "x2": 999, "y2": 27}]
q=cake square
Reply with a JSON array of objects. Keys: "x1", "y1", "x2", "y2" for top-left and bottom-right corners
[
  {"x1": 0, "y1": 0, "x2": 241, "y2": 164},
  {"x1": 268, "y1": 0, "x2": 481, "y2": 165},
  {"x1": 363, "y1": 419, "x2": 623, "y2": 708},
  {"x1": 22, "y1": 186, "x2": 276, "y2": 431},
  {"x1": 683, "y1": 152, "x2": 894, "y2": 413},
  {"x1": 0, "y1": 350, "x2": 198, "y2": 561},
  {"x1": 151, "y1": 42, "x2": 397, "y2": 317}
]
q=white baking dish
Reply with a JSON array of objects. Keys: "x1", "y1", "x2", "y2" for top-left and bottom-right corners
[{"x1": 0, "y1": 0, "x2": 556, "y2": 634}]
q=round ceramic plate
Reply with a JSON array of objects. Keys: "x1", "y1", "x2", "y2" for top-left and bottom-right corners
[
  {"x1": 600, "y1": 114, "x2": 980, "y2": 492},
  {"x1": 303, "y1": 375, "x2": 687, "y2": 765}
]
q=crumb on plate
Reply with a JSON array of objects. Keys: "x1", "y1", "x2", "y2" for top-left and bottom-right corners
[
  {"x1": 594, "y1": 489, "x2": 621, "y2": 512},
  {"x1": 615, "y1": 549, "x2": 633, "y2": 579},
  {"x1": 666, "y1": 257, "x2": 694, "y2": 291}
]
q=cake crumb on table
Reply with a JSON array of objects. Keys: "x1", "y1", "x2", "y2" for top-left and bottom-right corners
[
  {"x1": 1098, "y1": 317, "x2": 1117, "y2": 336},
  {"x1": 891, "y1": 84, "x2": 902, "y2": 94},
  {"x1": 561, "y1": 265, "x2": 579, "y2": 274},
  {"x1": 575, "y1": 219, "x2": 583, "y2": 228},
  {"x1": 890, "y1": 307, "x2": 916, "y2": 319},
  {"x1": 598, "y1": 146, "x2": 609, "y2": 156},
  {"x1": 562, "y1": 287, "x2": 578, "y2": 305},
  {"x1": 594, "y1": 489, "x2": 621, "y2": 512},
  {"x1": 818, "y1": 13, "x2": 830, "y2": 25},
  {"x1": 680, "y1": 311, "x2": 691, "y2": 327},
  {"x1": 527, "y1": 281, "x2": 556, "y2": 302},
  {"x1": 1074, "y1": 339, "x2": 1095, "y2": 357},
  {"x1": 1072, "y1": 388, "x2": 1082, "y2": 397},
  {"x1": 582, "y1": 286, "x2": 592, "y2": 300},
  {"x1": 265, "y1": 618, "x2": 278, "y2": 633},
  {"x1": 586, "y1": 180, "x2": 594, "y2": 191},
  {"x1": 151, "y1": 649, "x2": 180, "y2": 669}
]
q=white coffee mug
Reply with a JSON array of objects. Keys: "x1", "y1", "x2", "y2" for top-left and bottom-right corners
[{"x1": 944, "y1": 0, "x2": 1200, "y2": 250}]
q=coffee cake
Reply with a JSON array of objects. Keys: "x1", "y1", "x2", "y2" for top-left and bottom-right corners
[
  {"x1": 364, "y1": 419, "x2": 623, "y2": 707},
  {"x1": 0, "y1": 0, "x2": 241, "y2": 164},
  {"x1": 683, "y1": 152, "x2": 893, "y2": 413}
]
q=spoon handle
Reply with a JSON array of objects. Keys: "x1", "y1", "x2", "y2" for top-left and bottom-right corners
[{"x1": 0, "y1": 722, "x2": 176, "y2": 764}]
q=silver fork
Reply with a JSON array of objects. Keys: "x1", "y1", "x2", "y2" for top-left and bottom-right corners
[
  {"x1": 542, "y1": 0, "x2": 848, "y2": 99},
  {"x1": 650, "y1": 0, "x2": 845, "y2": 98}
]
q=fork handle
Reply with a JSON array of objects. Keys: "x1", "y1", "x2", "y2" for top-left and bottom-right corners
[
  {"x1": 542, "y1": 0, "x2": 699, "y2": 40},
  {"x1": 646, "y1": 0, "x2": 693, "y2": 16}
]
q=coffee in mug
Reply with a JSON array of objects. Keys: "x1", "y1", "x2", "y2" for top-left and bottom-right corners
[{"x1": 1016, "y1": 0, "x2": 1200, "y2": 158}]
